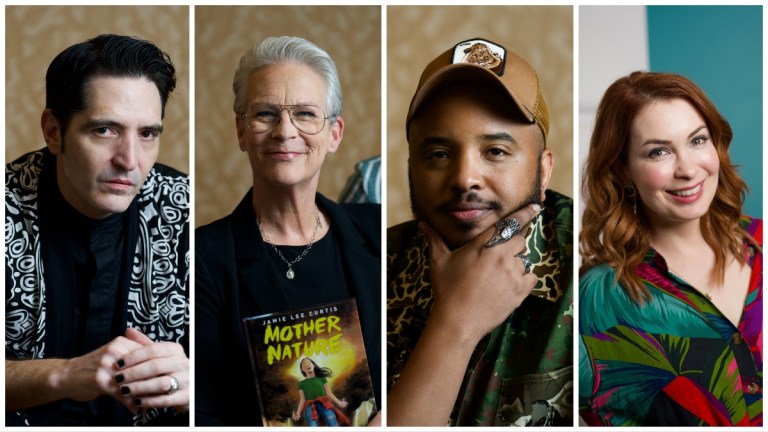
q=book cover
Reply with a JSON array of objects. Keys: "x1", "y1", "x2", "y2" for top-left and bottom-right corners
[{"x1": 243, "y1": 298, "x2": 377, "y2": 426}]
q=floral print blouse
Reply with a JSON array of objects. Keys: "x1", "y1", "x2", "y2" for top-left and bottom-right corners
[{"x1": 580, "y1": 217, "x2": 762, "y2": 426}]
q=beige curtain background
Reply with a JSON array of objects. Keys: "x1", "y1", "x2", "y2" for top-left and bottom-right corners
[
  {"x1": 7, "y1": 6, "x2": 567, "y2": 231},
  {"x1": 195, "y1": 6, "x2": 382, "y2": 228},
  {"x1": 387, "y1": 6, "x2": 574, "y2": 227},
  {"x1": 5, "y1": 5, "x2": 190, "y2": 173}
]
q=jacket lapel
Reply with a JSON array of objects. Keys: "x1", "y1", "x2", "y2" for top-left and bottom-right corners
[
  {"x1": 317, "y1": 194, "x2": 381, "y2": 364},
  {"x1": 230, "y1": 190, "x2": 291, "y2": 314}
]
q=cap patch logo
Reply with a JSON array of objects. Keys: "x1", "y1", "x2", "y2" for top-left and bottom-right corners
[{"x1": 452, "y1": 38, "x2": 506, "y2": 76}]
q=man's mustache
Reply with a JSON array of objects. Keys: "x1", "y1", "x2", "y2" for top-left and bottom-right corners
[{"x1": 435, "y1": 192, "x2": 503, "y2": 213}]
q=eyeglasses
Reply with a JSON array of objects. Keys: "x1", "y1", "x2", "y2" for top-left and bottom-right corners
[{"x1": 242, "y1": 104, "x2": 331, "y2": 135}]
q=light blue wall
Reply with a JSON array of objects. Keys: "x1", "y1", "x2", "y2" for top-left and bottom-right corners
[{"x1": 648, "y1": 6, "x2": 762, "y2": 218}]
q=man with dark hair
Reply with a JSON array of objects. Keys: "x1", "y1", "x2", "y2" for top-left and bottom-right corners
[
  {"x1": 5, "y1": 34, "x2": 189, "y2": 426},
  {"x1": 386, "y1": 38, "x2": 573, "y2": 426}
]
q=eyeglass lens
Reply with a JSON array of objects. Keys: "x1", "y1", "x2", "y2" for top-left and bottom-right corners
[{"x1": 245, "y1": 104, "x2": 326, "y2": 135}]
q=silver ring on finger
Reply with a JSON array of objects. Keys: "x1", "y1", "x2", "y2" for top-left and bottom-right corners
[
  {"x1": 517, "y1": 253, "x2": 533, "y2": 275},
  {"x1": 166, "y1": 376, "x2": 179, "y2": 395},
  {"x1": 485, "y1": 218, "x2": 521, "y2": 248}
]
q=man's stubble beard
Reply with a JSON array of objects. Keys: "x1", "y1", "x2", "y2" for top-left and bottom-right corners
[{"x1": 408, "y1": 152, "x2": 543, "y2": 248}]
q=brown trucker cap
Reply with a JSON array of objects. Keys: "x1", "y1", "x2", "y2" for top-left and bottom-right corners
[{"x1": 406, "y1": 37, "x2": 549, "y2": 144}]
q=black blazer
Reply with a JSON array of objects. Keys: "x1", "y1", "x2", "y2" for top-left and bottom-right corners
[{"x1": 195, "y1": 190, "x2": 381, "y2": 426}]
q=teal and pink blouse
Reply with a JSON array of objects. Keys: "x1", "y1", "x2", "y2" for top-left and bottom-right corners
[{"x1": 580, "y1": 217, "x2": 762, "y2": 426}]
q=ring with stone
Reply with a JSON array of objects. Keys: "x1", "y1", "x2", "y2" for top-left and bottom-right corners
[
  {"x1": 485, "y1": 217, "x2": 522, "y2": 248},
  {"x1": 166, "y1": 376, "x2": 179, "y2": 395},
  {"x1": 517, "y1": 253, "x2": 533, "y2": 275}
]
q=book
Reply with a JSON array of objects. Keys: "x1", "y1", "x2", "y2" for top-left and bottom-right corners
[{"x1": 243, "y1": 298, "x2": 377, "y2": 427}]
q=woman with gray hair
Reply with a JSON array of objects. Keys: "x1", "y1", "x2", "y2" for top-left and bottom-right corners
[{"x1": 195, "y1": 36, "x2": 381, "y2": 426}]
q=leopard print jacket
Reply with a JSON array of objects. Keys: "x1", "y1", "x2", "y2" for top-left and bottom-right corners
[{"x1": 387, "y1": 190, "x2": 573, "y2": 426}]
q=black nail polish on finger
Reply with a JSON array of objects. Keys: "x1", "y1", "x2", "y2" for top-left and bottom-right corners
[
  {"x1": 115, "y1": 374, "x2": 124, "y2": 383},
  {"x1": 120, "y1": 386, "x2": 130, "y2": 395},
  {"x1": 133, "y1": 398, "x2": 142, "y2": 406},
  {"x1": 117, "y1": 359, "x2": 125, "y2": 368}
]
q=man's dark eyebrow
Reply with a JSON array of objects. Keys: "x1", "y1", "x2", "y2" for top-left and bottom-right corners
[
  {"x1": 81, "y1": 119, "x2": 164, "y2": 134},
  {"x1": 478, "y1": 132, "x2": 517, "y2": 144},
  {"x1": 81, "y1": 119, "x2": 124, "y2": 131},
  {"x1": 143, "y1": 124, "x2": 164, "y2": 134},
  {"x1": 417, "y1": 135, "x2": 453, "y2": 149},
  {"x1": 417, "y1": 132, "x2": 518, "y2": 149}
]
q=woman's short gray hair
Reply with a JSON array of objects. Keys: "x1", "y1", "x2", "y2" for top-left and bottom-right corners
[{"x1": 233, "y1": 36, "x2": 342, "y2": 121}]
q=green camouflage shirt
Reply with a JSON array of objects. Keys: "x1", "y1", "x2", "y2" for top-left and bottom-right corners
[{"x1": 387, "y1": 190, "x2": 573, "y2": 426}]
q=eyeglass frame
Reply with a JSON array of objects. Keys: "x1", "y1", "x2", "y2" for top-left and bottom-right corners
[{"x1": 240, "y1": 104, "x2": 335, "y2": 136}]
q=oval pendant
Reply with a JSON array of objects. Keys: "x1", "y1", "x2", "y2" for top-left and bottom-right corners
[{"x1": 286, "y1": 268, "x2": 295, "y2": 279}]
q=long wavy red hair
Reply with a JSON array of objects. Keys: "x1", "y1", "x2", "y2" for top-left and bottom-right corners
[{"x1": 580, "y1": 71, "x2": 751, "y2": 302}]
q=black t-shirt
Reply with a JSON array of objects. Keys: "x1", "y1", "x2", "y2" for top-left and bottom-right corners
[{"x1": 263, "y1": 228, "x2": 351, "y2": 308}]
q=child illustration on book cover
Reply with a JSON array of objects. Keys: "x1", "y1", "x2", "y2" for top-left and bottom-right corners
[
  {"x1": 293, "y1": 357, "x2": 350, "y2": 426},
  {"x1": 244, "y1": 299, "x2": 377, "y2": 426}
]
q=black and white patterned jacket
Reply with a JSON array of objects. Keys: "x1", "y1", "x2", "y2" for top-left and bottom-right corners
[{"x1": 5, "y1": 149, "x2": 190, "y2": 360}]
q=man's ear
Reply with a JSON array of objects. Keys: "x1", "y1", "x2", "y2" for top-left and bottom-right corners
[
  {"x1": 41, "y1": 109, "x2": 63, "y2": 154},
  {"x1": 539, "y1": 148, "x2": 553, "y2": 202}
]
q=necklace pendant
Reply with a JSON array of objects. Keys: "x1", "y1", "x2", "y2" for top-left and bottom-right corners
[
  {"x1": 706, "y1": 292, "x2": 712, "y2": 301},
  {"x1": 286, "y1": 268, "x2": 295, "y2": 279}
]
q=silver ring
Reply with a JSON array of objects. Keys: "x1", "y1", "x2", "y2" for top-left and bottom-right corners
[
  {"x1": 485, "y1": 218, "x2": 521, "y2": 248},
  {"x1": 518, "y1": 253, "x2": 533, "y2": 275},
  {"x1": 166, "y1": 376, "x2": 179, "y2": 395}
]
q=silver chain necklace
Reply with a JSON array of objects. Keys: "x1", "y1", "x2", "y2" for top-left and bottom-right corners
[{"x1": 256, "y1": 208, "x2": 322, "y2": 280}]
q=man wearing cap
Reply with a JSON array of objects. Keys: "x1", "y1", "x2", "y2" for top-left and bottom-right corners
[{"x1": 386, "y1": 38, "x2": 573, "y2": 426}]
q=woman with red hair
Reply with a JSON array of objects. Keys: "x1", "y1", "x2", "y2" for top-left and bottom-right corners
[{"x1": 579, "y1": 71, "x2": 762, "y2": 426}]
